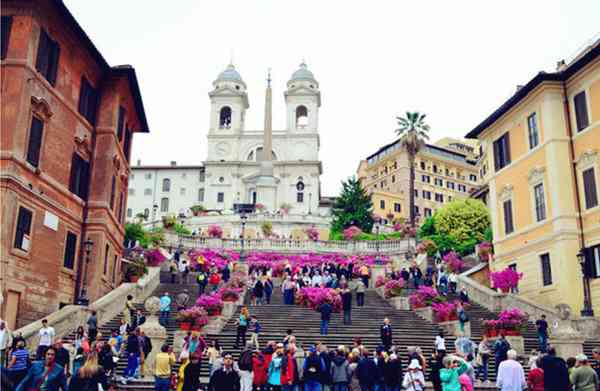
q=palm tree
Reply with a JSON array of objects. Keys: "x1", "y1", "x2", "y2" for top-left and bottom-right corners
[{"x1": 396, "y1": 111, "x2": 430, "y2": 228}]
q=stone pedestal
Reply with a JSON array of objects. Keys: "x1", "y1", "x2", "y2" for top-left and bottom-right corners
[
  {"x1": 139, "y1": 297, "x2": 167, "y2": 379},
  {"x1": 414, "y1": 306, "x2": 434, "y2": 322},
  {"x1": 389, "y1": 296, "x2": 410, "y2": 310},
  {"x1": 549, "y1": 337, "x2": 585, "y2": 358},
  {"x1": 438, "y1": 320, "x2": 471, "y2": 337}
]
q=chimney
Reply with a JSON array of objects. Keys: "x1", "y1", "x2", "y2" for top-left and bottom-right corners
[
  {"x1": 170, "y1": 161, "x2": 177, "y2": 166},
  {"x1": 556, "y1": 59, "x2": 566, "y2": 71},
  {"x1": 136, "y1": 159, "x2": 141, "y2": 166}
]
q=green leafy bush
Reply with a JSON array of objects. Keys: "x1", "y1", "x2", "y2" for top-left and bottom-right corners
[{"x1": 434, "y1": 199, "x2": 490, "y2": 243}]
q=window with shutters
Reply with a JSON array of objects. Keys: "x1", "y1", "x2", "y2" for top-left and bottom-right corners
[
  {"x1": 503, "y1": 199, "x2": 514, "y2": 234},
  {"x1": 35, "y1": 29, "x2": 60, "y2": 86},
  {"x1": 434, "y1": 178, "x2": 443, "y2": 186},
  {"x1": 77, "y1": 78, "x2": 98, "y2": 125},
  {"x1": 422, "y1": 191, "x2": 431, "y2": 200},
  {"x1": 540, "y1": 253, "x2": 552, "y2": 286},
  {"x1": 160, "y1": 197, "x2": 169, "y2": 212},
  {"x1": 14, "y1": 207, "x2": 33, "y2": 251},
  {"x1": 424, "y1": 208, "x2": 432, "y2": 217},
  {"x1": 394, "y1": 203, "x2": 401, "y2": 213},
  {"x1": 527, "y1": 113, "x2": 539, "y2": 149},
  {"x1": 26, "y1": 117, "x2": 44, "y2": 168},
  {"x1": 583, "y1": 168, "x2": 598, "y2": 209},
  {"x1": 493, "y1": 133, "x2": 511, "y2": 171},
  {"x1": 469, "y1": 174, "x2": 477, "y2": 182},
  {"x1": 446, "y1": 181, "x2": 455, "y2": 190},
  {"x1": 116, "y1": 106, "x2": 126, "y2": 142},
  {"x1": 69, "y1": 153, "x2": 90, "y2": 200},
  {"x1": 103, "y1": 244, "x2": 110, "y2": 275},
  {"x1": 414, "y1": 189, "x2": 418, "y2": 198},
  {"x1": 421, "y1": 175, "x2": 431, "y2": 183},
  {"x1": 420, "y1": 162, "x2": 426, "y2": 170},
  {"x1": 109, "y1": 176, "x2": 116, "y2": 210},
  {"x1": 380, "y1": 200, "x2": 385, "y2": 209},
  {"x1": 1, "y1": 16, "x2": 12, "y2": 60},
  {"x1": 217, "y1": 192, "x2": 224, "y2": 203},
  {"x1": 458, "y1": 184, "x2": 466, "y2": 192},
  {"x1": 574, "y1": 91, "x2": 589, "y2": 132},
  {"x1": 391, "y1": 175, "x2": 395, "y2": 183},
  {"x1": 435, "y1": 193, "x2": 444, "y2": 202},
  {"x1": 534, "y1": 183, "x2": 546, "y2": 221},
  {"x1": 297, "y1": 192, "x2": 304, "y2": 203},
  {"x1": 587, "y1": 245, "x2": 600, "y2": 278},
  {"x1": 63, "y1": 232, "x2": 77, "y2": 269},
  {"x1": 162, "y1": 178, "x2": 171, "y2": 192},
  {"x1": 198, "y1": 188, "x2": 205, "y2": 202},
  {"x1": 414, "y1": 206, "x2": 419, "y2": 215}
]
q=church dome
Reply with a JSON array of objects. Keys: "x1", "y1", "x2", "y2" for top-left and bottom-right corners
[
  {"x1": 289, "y1": 61, "x2": 317, "y2": 84},
  {"x1": 214, "y1": 63, "x2": 246, "y2": 87}
]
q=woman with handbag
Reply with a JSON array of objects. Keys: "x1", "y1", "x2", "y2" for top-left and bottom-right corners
[
  {"x1": 15, "y1": 347, "x2": 68, "y2": 391},
  {"x1": 69, "y1": 351, "x2": 109, "y2": 390}
]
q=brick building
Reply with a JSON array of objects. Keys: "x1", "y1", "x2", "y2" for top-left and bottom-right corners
[{"x1": 1, "y1": 0, "x2": 149, "y2": 329}]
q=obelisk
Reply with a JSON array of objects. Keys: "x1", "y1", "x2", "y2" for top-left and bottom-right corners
[{"x1": 256, "y1": 69, "x2": 278, "y2": 211}]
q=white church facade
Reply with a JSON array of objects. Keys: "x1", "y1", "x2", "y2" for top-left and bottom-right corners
[{"x1": 203, "y1": 62, "x2": 323, "y2": 215}]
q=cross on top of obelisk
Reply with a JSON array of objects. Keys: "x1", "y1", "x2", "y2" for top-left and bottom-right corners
[{"x1": 267, "y1": 67, "x2": 272, "y2": 88}]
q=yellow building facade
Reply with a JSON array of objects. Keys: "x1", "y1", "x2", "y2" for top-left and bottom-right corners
[
  {"x1": 357, "y1": 140, "x2": 480, "y2": 224},
  {"x1": 467, "y1": 40, "x2": 600, "y2": 316}
]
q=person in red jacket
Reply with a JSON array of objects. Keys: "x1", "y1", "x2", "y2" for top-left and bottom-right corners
[
  {"x1": 209, "y1": 270, "x2": 221, "y2": 292},
  {"x1": 527, "y1": 358, "x2": 544, "y2": 391},
  {"x1": 254, "y1": 341, "x2": 275, "y2": 390},
  {"x1": 280, "y1": 344, "x2": 299, "y2": 390}
]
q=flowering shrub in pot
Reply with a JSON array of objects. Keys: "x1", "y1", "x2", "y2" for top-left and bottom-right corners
[
  {"x1": 483, "y1": 307, "x2": 528, "y2": 336},
  {"x1": 196, "y1": 293, "x2": 224, "y2": 316},
  {"x1": 416, "y1": 239, "x2": 438, "y2": 257},
  {"x1": 207, "y1": 225, "x2": 223, "y2": 238},
  {"x1": 478, "y1": 241, "x2": 493, "y2": 261},
  {"x1": 375, "y1": 275, "x2": 388, "y2": 288},
  {"x1": 295, "y1": 287, "x2": 342, "y2": 312},
  {"x1": 432, "y1": 301, "x2": 458, "y2": 322},
  {"x1": 408, "y1": 286, "x2": 445, "y2": 308},
  {"x1": 343, "y1": 226, "x2": 363, "y2": 241},
  {"x1": 219, "y1": 287, "x2": 242, "y2": 302},
  {"x1": 304, "y1": 227, "x2": 320, "y2": 241},
  {"x1": 490, "y1": 267, "x2": 523, "y2": 293},
  {"x1": 384, "y1": 279, "x2": 405, "y2": 298},
  {"x1": 144, "y1": 248, "x2": 167, "y2": 267},
  {"x1": 442, "y1": 251, "x2": 464, "y2": 273},
  {"x1": 176, "y1": 306, "x2": 209, "y2": 330}
]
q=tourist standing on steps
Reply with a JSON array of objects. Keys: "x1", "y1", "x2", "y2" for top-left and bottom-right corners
[
  {"x1": 176, "y1": 289, "x2": 190, "y2": 311},
  {"x1": 475, "y1": 335, "x2": 491, "y2": 383},
  {"x1": 456, "y1": 302, "x2": 468, "y2": 333},
  {"x1": 493, "y1": 334, "x2": 510, "y2": 374},
  {"x1": 356, "y1": 279, "x2": 366, "y2": 307},
  {"x1": 459, "y1": 287, "x2": 470, "y2": 304},
  {"x1": 249, "y1": 315, "x2": 261, "y2": 350},
  {"x1": 267, "y1": 344, "x2": 284, "y2": 391},
  {"x1": 0, "y1": 320, "x2": 11, "y2": 367},
  {"x1": 429, "y1": 350, "x2": 443, "y2": 391},
  {"x1": 282, "y1": 276, "x2": 295, "y2": 305},
  {"x1": 238, "y1": 341, "x2": 255, "y2": 391},
  {"x1": 318, "y1": 301, "x2": 333, "y2": 335},
  {"x1": 330, "y1": 346, "x2": 350, "y2": 391},
  {"x1": 384, "y1": 352, "x2": 403, "y2": 391},
  {"x1": 403, "y1": 359, "x2": 425, "y2": 391},
  {"x1": 281, "y1": 343, "x2": 300, "y2": 391},
  {"x1": 454, "y1": 332, "x2": 474, "y2": 359},
  {"x1": 121, "y1": 328, "x2": 143, "y2": 384},
  {"x1": 448, "y1": 272, "x2": 458, "y2": 294},
  {"x1": 6, "y1": 340, "x2": 29, "y2": 387},
  {"x1": 125, "y1": 294, "x2": 136, "y2": 329},
  {"x1": 527, "y1": 358, "x2": 544, "y2": 391},
  {"x1": 440, "y1": 355, "x2": 468, "y2": 391},
  {"x1": 535, "y1": 314, "x2": 549, "y2": 353},
  {"x1": 235, "y1": 307, "x2": 250, "y2": 349},
  {"x1": 380, "y1": 318, "x2": 393, "y2": 352},
  {"x1": 196, "y1": 270, "x2": 207, "y2": 295},
  {"x1": 435, "y1": 330, "x2": 446, "y2": 357},
  {"x1": 36, "y1": 318, "x2": 55, "y2": 359},
  {"x1": 159, "y1": 292, "x2": 171, "y2": 327},
  {"x1": 342, "y1": 287, "x2": 352, "y2": 325},
  {"x1": 206, "y1": 339, "x2": 222, "y2": 375},
  {"x1": 264, "y1": 276, "x2": 274, "y2": 304},
  {"x1": 179, "y1": 259, "x2": 189, "y2": 284},
  {"x1": 356, "y1": 349, "x2": 377, "y2": 391},
  {"x1": 496, "y1": 350, "x2": 526, "y2": 391},
  {"x1": 15, "y1": 347, "x2": 68, "y2": 391},
  {"x1": 359, "y1": 264, "x2": 370, "y2": 288},
  {"x1": 540, "y1": 347, "x2": 570, "y2": 391},
  {"x1": 52, "y1": 339, "x2": 70, "y2": 377},
  {"x1": 209, "y1": 269, "x2": 222, "y2": 292},
  {"x1": 304, "y1": 346, "x2": 326, "y2": 391},
  {"x1": 182, "y1": 352, "x2": 202, "y2": 391},
  {"x1": 254, "y1": 277, "x2": 264, "y2": 305},
  {"x1": 169, "y1": 259, "x2": 178, "y2": 284},
  {"x1": 87, "y1": 310, "x2": 98, "y2": 342},
  {"x1": 69, "y1": 350, "x2": 109, "y2": 390},
  {"x1": 152, "y1": 344, "x2": 175, "y2": 391},
  {"x1": 570, "y1": 354, "x2": 599, "y2": 391}
]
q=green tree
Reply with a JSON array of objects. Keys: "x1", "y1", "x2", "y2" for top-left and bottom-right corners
[
  {"x1": 125, "y1": 222, "x2": 146, "y2": 246},
  {"x1": 331, "y1": 176, "x2": 374, "y2": 234},
  {"x1": 434, "y1": 199, "x2": 491, "y2": 243},
  {"x1": 395, "y1": 112, "x2": 430, "y2": 227}
]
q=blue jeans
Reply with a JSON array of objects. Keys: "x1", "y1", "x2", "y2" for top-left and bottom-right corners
[
  {"x1": 538, "y1": 332, "x2": 548, "y2": 352},
  {"x1": 333, "y1": 383, "x2": 349, "y2": 391},
  {"x1": 343, "y1": 310, "x2": 351, "y2": 325},
  {"x1": 159, "y1": 310, "x2": 169, "y2": 326},
  {"x1": 384, "y1": 386, "x2": 400, "y2": 391},
  {"x1": 320, "y1": 319, "x2": 329, "y2": 335},
  {"x1": 305, "y1": 381, "x2": 322, "y2": 391},
  {"x1": 283, "y1": 385, "x2": 298, "y2": 391},
  {"x1": 124, "y1": 353, "x2": 139, "y2": 378},
  {"x1": 360, "y1": 385, "x2": 374, "y2": 391},
  {"x1": 155, "y1": 376, "x2": 170, "y2": 391},
  {"x1": 476, "y1": 354, "x2": 489, "y2": 381}
]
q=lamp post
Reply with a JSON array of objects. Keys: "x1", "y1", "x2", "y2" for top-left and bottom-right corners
[
  {"x1": 308, "y1": 192, "x2": 313, "y2": 215},
  {"x1": 577, "y1": 248, "x2": 594, "y2": 316},
  {"x1": 77, "y1": 238, "x2": 94, "y2": 306},
  {"x1": 240, "y1": 212, "x2": 248, "y2": 262},
  {"x1": 152, "y1": 204, "x2": 158, "y2": 230}
]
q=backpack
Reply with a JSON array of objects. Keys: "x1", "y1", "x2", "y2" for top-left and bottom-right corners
[
  {"x1": 239, "y1": 350, "x2": 254, "y2": 371},
  {"x1": 197, "y1": 274, "x2": 205, "y2": 283}
]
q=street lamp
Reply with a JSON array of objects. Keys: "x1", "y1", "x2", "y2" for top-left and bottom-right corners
[
  {"x1": 152, "y1": 204, "x2": 158, "y2": 230},
  {"x1": 577, "y1": 248, "x2": 594, "y2": 317},
  {"x1": 240, "y1": 212, "x2": 248, "y2": 262},
  {"x1": 77, "y1": 238, "x2": 94, "y2": 306}
]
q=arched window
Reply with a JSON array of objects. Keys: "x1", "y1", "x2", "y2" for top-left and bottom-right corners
[
  {"x1": 219, "y1": 106, "x2": 232, "y2": 129},
  {"x1": 296, "y1": 180, "x2": 305, "y2": 203},
  {"x1": 144, "y1": 208, "x2": 149, "y2": 218},
  {"x1": 160, "y1": 197, "x2": 169, "y2": 212},
  {"x1": 162, "y1": 178, "x2": 171, "y2": 192},
  {"x1": 296, "y1": 105, "x2": 308, "y2": 128}
]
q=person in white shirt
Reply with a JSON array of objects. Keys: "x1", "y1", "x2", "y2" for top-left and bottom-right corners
[
  {"x1": 37, "y1": 319, "x2": 55, "y2": 359},
  {"x1": 403, "y1": 359, "x2": 426, "y2": 391},
  {"x1": 435, "y1": 330, "x2": 446, "y2": 355},
  {"x1": 496, "y1": 349, "x2": 526, "y2": 391},
  {"x1": 0, "y1": 320, "x2": 12, "y2": 366},
  {"x1": 312, "y1": 271, "x2": 323, "y2": 287}
]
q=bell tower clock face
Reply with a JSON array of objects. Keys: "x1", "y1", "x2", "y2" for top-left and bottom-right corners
[{"x1": 216, "y1": 142, "x2": 230, "y2": 158}]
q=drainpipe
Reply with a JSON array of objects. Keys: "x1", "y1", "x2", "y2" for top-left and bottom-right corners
[{"x1": 562, "y1": 81, "x2": 593, "y2": 317}]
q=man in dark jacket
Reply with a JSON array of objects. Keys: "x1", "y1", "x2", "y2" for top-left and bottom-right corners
[
  {"x1": 318, "y1": 302, "x2": 333, "y2": 335},
  {"x1": 383, "y1": 352, "x2": 403, "y2": 390},
  {"x1": 342, "y1": 288, "x2": 352, "y2": 325},
  {"x1": 330, "y1": 348, "x2": 350, "y2": 389},
  {"x1": 356, "y1": 350, "x2": 377, "y2": 390},
  {"x1": 303, "y1": 346, "x2": 325, "y2": 391},
  {"x1": 209, "y1": 353, "x2": 240, "y2": 391},
  {"x1": 540, "y1": 346, "x2": 570, "y2": 391},
  {"x1": 380, "y1": 318, "x2": 393, "y2": 351},
  {"x1": 253, "y1": 279, "x2": 264, "y2": 305},
  {"x1": 53, "y1": 339, "x2": 70, "y2": 376}
]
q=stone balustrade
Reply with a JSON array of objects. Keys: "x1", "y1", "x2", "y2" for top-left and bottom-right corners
[
  {"x1": 165, "y1": 232, "x2": 415, "y2": 256},
  {"x1": 15, "y1": 266, "x2": 161, "y2": 350}
]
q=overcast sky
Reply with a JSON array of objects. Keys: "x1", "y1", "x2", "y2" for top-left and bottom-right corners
[{"x1": 65, "y1": 0, "x2": 599, "y2": 196}]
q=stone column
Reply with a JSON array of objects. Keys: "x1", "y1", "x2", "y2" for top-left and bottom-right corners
[{"x1": 139, "y1": 296, "x2": 167, "y2": 379}]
